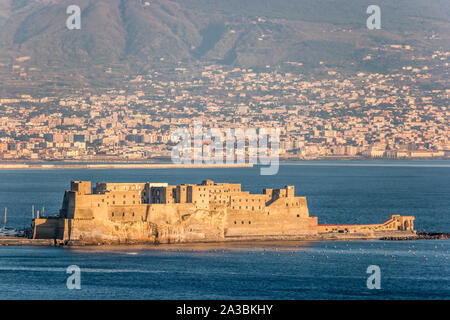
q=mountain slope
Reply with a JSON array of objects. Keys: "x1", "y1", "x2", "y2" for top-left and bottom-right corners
[{"x1": 0, "y1": 0, "x2": 448, "y2": 94}]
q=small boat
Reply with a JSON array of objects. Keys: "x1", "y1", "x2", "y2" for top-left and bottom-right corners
[
  {"x1": 0, "y1": 226, "x2": 19, "y2": 237},
  {"x1": 0, "y1": 207, "x2": 20, "y2": 237}
]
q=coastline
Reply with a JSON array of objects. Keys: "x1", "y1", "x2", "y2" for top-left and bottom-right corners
[
  {"x1": 1, "y1": 232, "x2": 448, "y2": 247},
  {"x1": 0, "y1": 159, "x2": 449, "y2": 170},
  {"x1": 0, "y1": 163, "x2": 254, "y2": 170}
]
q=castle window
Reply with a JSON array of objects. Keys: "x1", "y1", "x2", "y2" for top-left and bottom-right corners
[
  {"x1": 297, "y1": 214, "x2": 300, "y2": 218},
  {"x1": 122, "y1": 212, "x2": 125, "y2": 216},
  {"x1": 112, "y1": 212, "x2": 114, "y2": 216},
  {"x1": 241, "y1": 221, "x2": 244, "y2": 224},
  {"x1": 113, "y1": 201, "x2": 115, "y2": 205},
  {"x1": 123, "y1": 201, "x2": 126, "y2": 204},
  {"x1": 234, "y1": 221, "x2": 236, "y2": 224},
  {"x1": 249, "y1": 221, "x2": 251, "y2": 224},
  {"x1": 132, "y1": 212, "x2": 135, "y2": 217}
]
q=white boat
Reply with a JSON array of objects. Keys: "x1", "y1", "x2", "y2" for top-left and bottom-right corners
[
  {"x1": 0, "y1": 207, "x2": 20, "y2": 237},
  {"x1": 0, "y1": 226, "x2": 19, "y2": 237}
]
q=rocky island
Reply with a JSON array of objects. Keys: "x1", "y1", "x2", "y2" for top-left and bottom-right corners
[{"x1": 23, "y1": 179, "x2": 418, "y2": 246}]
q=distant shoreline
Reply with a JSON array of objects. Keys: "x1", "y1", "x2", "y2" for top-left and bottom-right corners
[
  {"x1": 1, "y1": 232, "x2": 449, "y2": 247},
  {"x1": 0, "y1": 163, "x2": 254, "y2": 170},
  {"x1": 0, "y1": 159, "x2": 449, "y2": 170}
]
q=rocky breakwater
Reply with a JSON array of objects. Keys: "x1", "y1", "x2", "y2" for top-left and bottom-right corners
[{"x1": 380, "y1": 232, "x2": 450, "y2": 241}]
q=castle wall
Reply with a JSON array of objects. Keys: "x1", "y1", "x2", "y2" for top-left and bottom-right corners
[
  {"x1": 225, "y1": 212, "x2": 317, "y2": 237},
  {"x1": 94, "y1": 182, "x2": 146, "y2": 194},
  {"x1": 317, "y1": 215, "x2": 415, "y2": 234},
  {"x1": 224, "y1": 196, "x2": 316, "y2": 237},
  {"x1": 188, "y1": 185, "x2": 210, "y2": 209},
  {"x1": 32, "y1": 218, "x2": 67, "y2": 239},
  {"x1": 150, "y1": 186, "x2": 176, "y2": 204},
  {"x1": 62, "y1": 192, "x2": 108, "y2": 220},
  {"x1": 71, "y1": 181, "x2": 91, "y2": 195},
  {"x1": 108, "y1": 204, "x2": 148, "y2": 222},
  {"x1": 266, "y1": 197, "x2": 310, "y2": 218}
]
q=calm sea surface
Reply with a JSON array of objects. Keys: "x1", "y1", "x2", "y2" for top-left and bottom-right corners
[{"x1": 0, "y1": 161, "x2": 449, "y2": 299}]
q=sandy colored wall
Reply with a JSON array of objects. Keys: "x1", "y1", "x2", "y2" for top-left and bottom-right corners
[
  {"x1": 317, "y1": 215, "x2": 415, "y2": 234},
  {"x1": 225, "y1": 210, "x2": 317, "y2": 237},
  {"x1": 32, "y1": 218, "x2": 67, "y2": 239}
]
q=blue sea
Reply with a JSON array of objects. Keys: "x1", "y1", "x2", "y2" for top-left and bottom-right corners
[{"x1": 0, "y1": 161, "x2": 449, "y2": 299}]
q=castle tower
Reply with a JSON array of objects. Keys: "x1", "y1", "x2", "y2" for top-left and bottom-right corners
[
  {"x1": 286, "y1": 185, "x2": 295, "y2": 197},
  {"x1": 71, "y1": 181, "x2": 91, "y2": 195}
]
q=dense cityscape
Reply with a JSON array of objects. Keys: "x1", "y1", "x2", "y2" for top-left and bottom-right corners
[{"x1": 0, "y1": 44, "x2": 449, "y2": 161}]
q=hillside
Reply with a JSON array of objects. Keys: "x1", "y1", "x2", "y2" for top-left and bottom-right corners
[{"x1": 0, "y1": 0, "x2": 448, "y2": 95}]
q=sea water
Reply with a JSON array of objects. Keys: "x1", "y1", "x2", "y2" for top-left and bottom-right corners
[{"x1": 0, "y1": 161, "x2": 448, "y2": 299}]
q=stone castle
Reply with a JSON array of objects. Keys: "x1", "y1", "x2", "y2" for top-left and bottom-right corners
[{"x1": 32, "y1": 180, "x2": 415, "y2": 244}]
